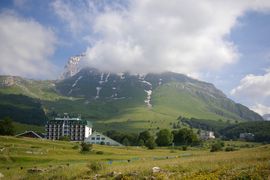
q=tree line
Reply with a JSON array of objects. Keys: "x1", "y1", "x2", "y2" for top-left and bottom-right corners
[
  {"x1": 105, "y1": 128, "x2": 199, "y2": 149},
  {"x1": 180, "y1": 116, "x2": 270, "y2": 143},
  {"x1": 0, "y1": 117, "x2": 15, "y2": 136}
]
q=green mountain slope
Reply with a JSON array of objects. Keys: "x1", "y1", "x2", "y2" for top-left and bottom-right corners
[
  {"x1": 0, "y1": 75, "x2": 62, "y2": 100},
  {"x1": 0, "y1": 93, "x2": 47, "y2": 125},
  {"x1": 0, "y1": 69, "x2": 263, "y2": 132}
]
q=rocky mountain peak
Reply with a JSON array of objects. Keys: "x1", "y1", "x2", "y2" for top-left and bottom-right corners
[{"x1": 60, "y1": 54, "x2": 85, "y2": 79}]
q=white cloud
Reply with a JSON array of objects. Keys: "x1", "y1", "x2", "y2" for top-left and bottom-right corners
[
  {"x1": 79, "y1": 0, "x2": 270, "y2": 75},
  {"x1": 51, "y1": 0, "x2": 111, "y2": 37},
  {"x1": 0, "y1": 12, "x2": 57, "y2": 78},
  {"x1": 230, "y1": 71, "x2": 270, "y2": 99},
  {"x1": 251, "y1": 103, "x2": 270, "y2": 116},
  {"x1": 51, "y1": 0, "x2": 84, "y2": 35},
  {"x1": 50, "y1": 0, "x2": 270, "y2": 75},
  {"x1": 231, "y1": 70, "x2": 270, "y2": 115}
]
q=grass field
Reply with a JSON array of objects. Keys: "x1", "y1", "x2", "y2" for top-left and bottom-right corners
[{"x1": 0, "y1": 136, "x2": 269, "y2": 179}]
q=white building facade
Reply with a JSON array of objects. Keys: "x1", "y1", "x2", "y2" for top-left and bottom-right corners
[
  {"x1": 46, "y1": 114, "x2": 92, "y2": 141},
  {"x1": 200, "y1": 130, "x2": 215, "y2": 140},
  {"x1": 84, "y1": 131, "x2": 122, "y2": 146}
]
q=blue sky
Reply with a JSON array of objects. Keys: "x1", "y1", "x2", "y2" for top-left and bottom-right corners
[{"x1": 0, "y1": 0, "x2": 270, "y2": 115}]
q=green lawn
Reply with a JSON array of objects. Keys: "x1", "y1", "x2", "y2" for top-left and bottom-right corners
[{"x1": 0, "y1": 136, "x2": 269, "y2": 179}]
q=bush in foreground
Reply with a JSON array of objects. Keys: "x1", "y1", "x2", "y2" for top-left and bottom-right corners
[
  {"x1": 225, "y1": 146, "x2": 237, "y2": 152},
  {"x1": 145, "y1": 136, "x2": 156, "y2": 149},
  {"x1": 81, "y1": 142, "x2": 93, "y2": 152},
  {"x1": 87, "y1": 162, "x2": 105, "y2": 173},
  {"x1": 210, "y1": 141, "x2": 224, "y2": 152}
]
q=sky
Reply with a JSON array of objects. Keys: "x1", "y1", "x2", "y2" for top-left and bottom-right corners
[{"x1": 0, "y1": 0, "x2": 270, "y2": 116}]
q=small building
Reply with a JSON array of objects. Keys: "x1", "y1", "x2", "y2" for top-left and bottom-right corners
[
  {"x1": 84, "y1": 131, "x2": 122, "y2": 146},
  {"x1": 239, "y1": 133, "x2": 254, "y2": 141},
  {"x1": 16, "y1": 131, "x2": 44, "y2": 139},
  {"x1": 200, "y1": 130, "x2": 215, "y2": 140},
  {"x1": 46, "y1": 113, "x2": 92, "y2": 141}
]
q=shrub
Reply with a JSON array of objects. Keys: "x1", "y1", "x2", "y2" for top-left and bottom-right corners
[
  {"x1": 145, "y1": 136, "x2": 156, "y2": 149},
  {"x1": 87, "y1": 162, "x2": 105, "y2": 172},
  {"x1": 72, "y1": 145, "x2": 79, "y2": 150},
  {"x1": 81, "y1": 142, "x2": 92, "y2": 152},
  {"x1": 96, "y1": 151, "x2": 104, "y2": 155},
  {"x1": 182, "y1": 146, "x2": 188, "y2": 151},
  {"x1": 156, "y1": 129, "x2": 173, "y2": 146},
  {"x1": 225, "y1": 147, "x2": 236, "y2": 152},
  {"x1": 172, "y1": 128, "x2": 199, "y2": 146},
  {"x1": 210, "y1": 141, "x2": 224, "y2": 152}
]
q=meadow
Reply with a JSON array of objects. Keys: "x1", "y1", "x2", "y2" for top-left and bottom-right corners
[{"x1": 0, "y1": 136, "x2": 269, "y2": 179}]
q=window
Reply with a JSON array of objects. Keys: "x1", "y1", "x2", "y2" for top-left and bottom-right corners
[
  {"x1": 91, "y1": 137, "x2": 95, "y2": 140},
  {"x1": 101, "y1": 137, "x2": 105, "y2": 140},
  {"x1": 96, "y1": 137, "x2": 100, "y2": 140}
]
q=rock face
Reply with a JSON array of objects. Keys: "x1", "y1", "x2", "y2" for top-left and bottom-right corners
[
  {"x1": 60, "y1": 54, "x2": 85, "y2": 79},
  {"x1": 0, "y1": 76, "x2": 15, "y2": 87}
]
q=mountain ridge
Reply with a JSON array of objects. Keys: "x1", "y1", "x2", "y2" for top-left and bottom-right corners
[{"x1": 0, "y1": 59, "x2": 264, "y2": 131}]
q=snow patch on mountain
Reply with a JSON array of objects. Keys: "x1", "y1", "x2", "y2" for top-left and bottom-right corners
[
  {"x1": 138, "y1": 74, "x2": 145, "y2": 80},
  {"x1": 68, "y1": 75, "x2": 83, "y2": 95},
  {"x1": 68, "y1": 89, "x2": 72, "y2": 95},
  {"x1": 141, "y1": 79, "x2": 153, "y2": 107},
  {"x1": 99, "y1": 73, "x2": 104, "y2": 85},
  {"x1": 72, "y1": 76, "x2": 82, "y2": 87},
  {"x1": 144, "y1": 90, "x2": 152, "y2": 108},
  {"x1": 95, "y1": 87, "x2": 102, "y2": 99},
  {"x1": 141, "y1": 80, "x2": 152, "y2": 87},
  {"x1": 159, "y1": 78, "x2": 162, "y2": 86},
  {"x1": 118, "y1": 73, "x2": 125, "y2": 80},
  {"x1": 105, "y1": 73, "x2": 110, "y2": 82}
]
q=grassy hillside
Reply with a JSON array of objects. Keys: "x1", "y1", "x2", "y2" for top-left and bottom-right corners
[
  {"x1": 0, "y1": 76, "x2": 63, "y2": 100},
  {"x1": 13, "y1": 122, "x2": 44, "y2": 134},
  {"x1": 0, "y1": 73, "x2": 263, "y2": 132},
  {"x1": 0, "y1": 93, "x2": 47, "y2": 125},
  {"x1": 0, "y1": 136, "x2": 269, "y2": 179}
]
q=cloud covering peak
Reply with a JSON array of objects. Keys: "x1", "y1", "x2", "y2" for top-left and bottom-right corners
[{"x1": 79, "y1": 0, "x2": 270, "y2": 75}]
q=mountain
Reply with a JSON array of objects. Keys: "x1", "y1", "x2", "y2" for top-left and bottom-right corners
[
  {"x1": 0, "y1": 75, "x2": 61, "y2": 100},
  {"x1": 0, "y1": 93, "x2": 47, "y2": 125},
  {"x1": 0, "y1": 63, "x2": 264, "y2": 132},
  {"x1": 60, "y1": 54, "x2": 85, "y2": 79},
  {"x1": 263, "y1": 114, "x2": 270, "y2": 121},
  {"x1": 55, "y1": 68, "x2": 263, "y2": 123}
]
